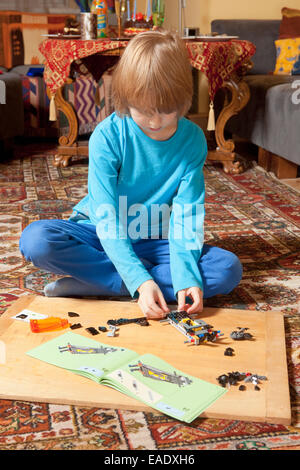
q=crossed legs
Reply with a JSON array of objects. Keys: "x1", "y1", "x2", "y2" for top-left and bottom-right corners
[{"x1": 19, "y1": 220, "x2": 243, "y2": 302}]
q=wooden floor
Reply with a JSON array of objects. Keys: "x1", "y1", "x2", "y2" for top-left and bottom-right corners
[
  {"x1": 281, "y1": 177, "x2": 300, "y2": 193},
  {"x1": 231, "y1": 139, "x2": 300, "y2": 192}
]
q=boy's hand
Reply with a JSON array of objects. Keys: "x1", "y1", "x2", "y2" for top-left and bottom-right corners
[
  {"x1": 177, "y1": 287, "x2": 203, "y2": 315},
  {"x1": 137, "y1": 280, "x2": 170, "y2": 319}
]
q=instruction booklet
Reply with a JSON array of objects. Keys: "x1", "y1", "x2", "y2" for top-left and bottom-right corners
[{"x1": 27, "y1": 331, "x2": 226, "y2": 423}]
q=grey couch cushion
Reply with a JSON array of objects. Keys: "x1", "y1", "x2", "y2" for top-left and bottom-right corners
[
  {"x1": 263, "y1": 82, "x2": 300, "y2": 166},
  {"x1": 226, "y1": 75, "x2": 300, "y2": 165},
  {"x1": 10, "y1": 64, "x2": 44, "y2": 76},
  {"x1": 211, "y1": 20, "x2": 280, "y2": 74}
]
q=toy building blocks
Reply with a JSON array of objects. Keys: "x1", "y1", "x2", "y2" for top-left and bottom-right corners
[
  {"x1": 98, "y1": 326, "x2": 107, "y2": 333},
  {"x1": 217, "y1": 371, "x2": 246, "y2": 387},
  {"x1": 30, "y1": 316, "x2": 70, "y2": 333},
  {"x1": 85, "y1": 327, "x2": 99, "y2": 336},
  {"x1": 68, "y1": 311, "x2": 80, "y2": 317},
  {"x1": 70, "y1": 323, "x2": 82, "y2": 330},
  {"x1": 243, "y1": 373, "x2": 267, "y2": 384},
  {"x1": 107, "y1": 317, "x2": 149, "y2": 327},
  {"x1": 224, "y1": 347, "x2": 235, "y2": 356},
  {"x1": 161, "y1": 310, "x2": 223, "y2": 345},
  {"x1": 107, "y1": 324, "x2": 118, "y2": 337},
  {"x1": 230, "y1": 327, "x2": 253, "y2": 340},
  {"x1": 217, "y1": 371, "x2": 267, "y2": 390}
]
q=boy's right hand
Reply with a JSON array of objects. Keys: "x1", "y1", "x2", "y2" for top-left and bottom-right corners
[{"x1": 137, "y1": 280, "x2": 170, "y2": 320}]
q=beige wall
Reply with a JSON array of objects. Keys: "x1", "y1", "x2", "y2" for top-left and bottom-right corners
[
  {"x1": 137, "y1": 0, "x2": 300, "y2": 34},
  {"x1": 135, "y1": 1, "x2": 300, "y2": 113},
  {"x1": 128, "y1": 2, "x2": 300, "y2": 113}
]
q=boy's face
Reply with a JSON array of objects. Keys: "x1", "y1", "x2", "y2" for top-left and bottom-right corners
[{"x1": 129, "y1": 107, "x2": 178, "y2": 141}]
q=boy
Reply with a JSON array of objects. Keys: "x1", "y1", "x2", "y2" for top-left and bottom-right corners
[{"x1": 19, "y1": 31, "x2": 242, "y2": 318}]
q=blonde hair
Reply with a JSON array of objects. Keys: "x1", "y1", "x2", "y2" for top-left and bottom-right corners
[{"x1": 111, "y1": 30, "x2": 193, "y2": 117}]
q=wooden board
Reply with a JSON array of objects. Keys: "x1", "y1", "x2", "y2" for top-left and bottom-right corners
[{"x1": 0, "y1": 295, "x2": 291, "y2": 424}]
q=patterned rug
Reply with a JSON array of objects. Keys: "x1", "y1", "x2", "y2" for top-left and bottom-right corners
[{"x1": 0, "y1": 142, "x2": 299, "y2": 450}]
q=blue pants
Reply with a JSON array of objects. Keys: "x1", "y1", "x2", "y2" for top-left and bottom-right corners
[{"x1": 19, "y1": 220, "x2": 243, "y2": 302}]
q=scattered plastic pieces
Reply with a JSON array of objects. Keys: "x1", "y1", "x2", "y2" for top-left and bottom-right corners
[
  {"x1": 224, "y1": 347, "x2": 235, "y2": 356},
  {"x1": 85, "y1": 327, "x2": 99, "y2": 336},
  {"x1": 70, "y1": 323, "x2": 82, "y2": 330},
  {"x1": 68, "y1": 311, "x2": 80, "y2": 317},
  {"x1": 230, "y1": 327, "x2": 253, "y2": 341},
  {"x1": 107, "y1": 317, "x2": 149, "y2": 326},
  {"x1": 98, "y1": 326, "x2": 108, "y2": 332}
]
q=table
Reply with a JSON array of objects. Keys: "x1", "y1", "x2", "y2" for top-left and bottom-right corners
[{"x1": 39, "y1": 38, "x2": 256, "y2": 173}]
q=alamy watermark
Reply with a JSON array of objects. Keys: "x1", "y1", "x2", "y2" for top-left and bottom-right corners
[
  {"x1": 0, "y1": 80, "x2": 6, "y2": 104},
  {"x1": 95, "y1": 196, "x2": 205, "y2": 250},
  {"x1": 291, "y1": 80, "x2": 300, "y2": 105}
]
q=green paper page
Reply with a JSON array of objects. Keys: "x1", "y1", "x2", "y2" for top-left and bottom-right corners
[
  {"x1": 27, "y1": 331, "x2": 227, "y2": 423},
  {"x1": 26, "y1": 331, "x2": 138, "y2": 382},
  {"x1": 102, "y1": 353, "x2": 227, "y2": 423}
]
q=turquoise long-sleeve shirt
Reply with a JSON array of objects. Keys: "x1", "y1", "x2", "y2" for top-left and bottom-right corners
[{"x1": 69, "y1": 112, "x2": 207, "y2": 299}]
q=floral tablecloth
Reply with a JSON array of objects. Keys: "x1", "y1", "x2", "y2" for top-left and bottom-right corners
[
  {"x1": 39, "y1": 38, "x2": 256, "y2": 101},
  {"x1": 186, "y1": 40, "x2": 256, "y2": 100}
]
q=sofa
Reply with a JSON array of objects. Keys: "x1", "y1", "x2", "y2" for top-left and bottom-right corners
[
  {"x1": 0, "y1": 10, "x2": 117, "y2": 147},
  {"x1": 0, "y1": 66, "x2": 24, "y2": 155},
  {"x1": 212, "y1": 19, "x2": 300, "y2": 178}
]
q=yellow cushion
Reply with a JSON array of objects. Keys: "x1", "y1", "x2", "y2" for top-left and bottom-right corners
[{"x1": 274, "y1": 37, "x2": 300, "y2": 74}]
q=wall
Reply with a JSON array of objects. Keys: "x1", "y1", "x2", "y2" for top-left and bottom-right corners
[
  {"x1": 161, "y1": 0, "x2": 300, "y2": 34},
  {"x1": 136, "y1": 1, "x2": 300, "y2": 113},
  {"x1": 65, "y1": 1, "x2": 299, "y2": 113}
]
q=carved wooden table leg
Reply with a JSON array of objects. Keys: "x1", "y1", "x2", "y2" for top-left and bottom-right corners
[
  {"x1": 207, "y1": 67, "x2": 251, "y2": 174},
  {"x1": 48, "y1": 79, "x2": 88, "y2": 168}
]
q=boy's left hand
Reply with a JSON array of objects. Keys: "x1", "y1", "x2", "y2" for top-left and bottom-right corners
[{"x1": 177, "y1": 287, "x2": 203, "y2": 315}]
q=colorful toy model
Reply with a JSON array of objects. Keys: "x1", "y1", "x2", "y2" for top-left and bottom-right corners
[{"x1": 161, "y1": 311, "x2": 223, "y2": 345}]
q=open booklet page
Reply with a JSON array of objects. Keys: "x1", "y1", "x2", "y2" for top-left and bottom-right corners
[{"x1": 27, "y1": 331, "x2": 227, "y2": 423}]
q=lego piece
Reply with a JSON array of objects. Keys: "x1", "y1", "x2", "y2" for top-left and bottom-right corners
[
  {"x1": 15, "y1": 314, "x2": 28, "y2": 319},
  {"x1": 243, "y1": 373, "x2": 267, "y2": 383},
  {"x1": 70, "y1": 323, "x2": 82, "y2": 330},
  {"x1": 85, "y1": 327, "x2": 99, "y2": 336},
  {"x1": 217, "y1": 371, "x2": 267, "y2": 390},
  {"x1": 30, "y1": 317, "x2": 70, "y2": 333},
  {"x1": 228, "y1": 371, "x2": 244, "y2": 385},
  {"x1": 68, "y1": 311, "x2": 80, "y2": 317},
  {"x1": 217, "y1": 371, "x2": 247, "y2": 388},
  {"x1": 107, "y1": 325, "x2": 118, "y2": 337},
  {"x1": 161, "y1": 310, "x2": 223, "y2": 345},
  {"x1": 98, "y1": 326, "x2": 108, "y2": 332},
  {"x1": 224, "y1": 347, "x2": 234, "y2": 356},
  {"x1": 217, "y1": 374, "x2": 229, "y2": 387},
  {"x1": 107, "y1": 317, "x2": 149, "y2": 326},
  {"x1": 230, "y1": 327, "x2": 253, "y2": 341}
]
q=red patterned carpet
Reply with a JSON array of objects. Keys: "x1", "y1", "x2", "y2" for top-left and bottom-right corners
[{"x1": 0, "y1": 143, "x2": 299, "y2": 450}]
